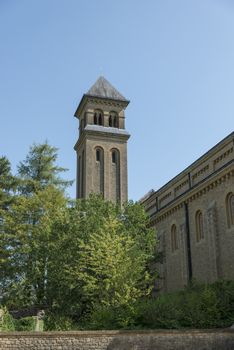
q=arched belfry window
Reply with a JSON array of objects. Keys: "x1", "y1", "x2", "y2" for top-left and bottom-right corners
[
  {"x1": 94, "y1": 113, "x2": 97, "y2": 125},
  {"x1": 98, "y1": 113, "x2": 103, "y2": 126},
  {"x1": 110, "y1": 111, "x2": 118, "y2": 128},
  {"x1": 226, "y1": 192, "x2": 234, "y2": 228},
  {"x1": 171, "y1": 224, "x2": 178, "y2": 252},
  {"x1": 195, "y1": 210, "x2": 204, "y2": 242},
  {"x1": 94, "y1": 110, "x2": 103, "y2": 126}
]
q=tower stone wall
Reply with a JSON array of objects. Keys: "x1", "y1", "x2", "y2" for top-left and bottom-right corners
[{"x1": 74, "y1": 77, "x2": 130, "y2": 205}]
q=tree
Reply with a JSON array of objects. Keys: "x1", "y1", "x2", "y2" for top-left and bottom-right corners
[
  {"x1": 1, "y1": 143, "x2": 157, "y2": 330},
  {"x1": 1, "y1": 142, "x2": 72, "y2": 308},
  {"x1": 0, "y1": 186, "x2": 67, "y2": 308},
  {"x1": 18, "y1": 142, "x2": 73, "y2": 194},
  {"x1": 45, "y1": 195, "x2": 157, "y2": 324},
  {"x1": 0, "y1": 156, "x2": 18, "y2": 210},
  {"x1": 0, "y1": 157, "x2": 19, "y2": 301}
]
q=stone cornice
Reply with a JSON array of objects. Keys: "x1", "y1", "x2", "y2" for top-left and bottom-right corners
[
  {"x1": 149, "y1": 164, "x2": 234, "y2": 226},
  {"x1": 74, "y1": 128, "x2": 130, "y2": 151},
  {"x1": 141, "y1": 132, "x2": 234, "y2": 205},
  {"x1": 74, "y1": 94, "x2": 130, "y2": 119}
]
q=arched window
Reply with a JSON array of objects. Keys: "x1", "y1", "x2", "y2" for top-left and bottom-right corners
[
  {"x1": 96, "y1": 149, "x2": 100, "y2": 162},
  {"x1": 171, "y1": 224, "x2": 178, "y2": 252},
  {"x1": 110, "y1": 111, "x2": 118, "y2": 128},
  {"x1": 94, "y1": 147, "x2": 104, "y2": 195},
  {"x1": 110, "y1": 148, "x2": 120, "y2": 202},
  {"x1": 113, "y1": 116, "x2": 117, "y2": 128},
  {"x1": 98, "y1": 113, "x2": 103, "y2": 125},
  {"x1": 94, "y1": 110, "x2": 103, "y2": 125},
  {"x1": 112, "y1": 150, "x2": 116, "y2": 163},
  {"x1": 195, "y1": 210, "x2": 204, "y2": 242},
  {"x1": 94, "y1": 113, "x2": 97, "y2": 125},
  {"x1": 109, "y1": 116, "x2": 113, "y2": 127},
  {"x1": 226, "y1": 192, "x2": 234, "y2": 228}
]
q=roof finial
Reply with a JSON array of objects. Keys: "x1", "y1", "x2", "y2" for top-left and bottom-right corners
[{"x1": 99, "y1": 66, "x2": 104, "y2": 77}]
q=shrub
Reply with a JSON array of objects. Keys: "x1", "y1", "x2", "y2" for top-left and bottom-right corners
[
  {"x1": 178, "y1": 284, "x2": 220, "y2": 328},
  {"x1": 134, "y1": 280, "x2": 234, "y2": 329},
  {"x1": 44, "y1": 313, "x2": 76, "y2": 331},
  {"x1": 86, "y1": 304, "x2": 137, "y2": 330},
  {"x1": 14, "y1": 317, "x2": 36, "y2": 331},
  {"x1": 75, "y1": 280, "x2": 234, "y2": 330},
  {"x1": 135, "y1": 294, "x2": 183, "y2": 329},
  {"x1": 0, "y1": 307, "x2": 15, "y2": 331}
]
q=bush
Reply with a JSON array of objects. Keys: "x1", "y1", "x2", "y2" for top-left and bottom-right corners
[
  {"x1": 4, "y1": 280, "x2": 232, "y2": 331},
  {"x1": 82, "y1": 280, "x2": 234, "y2": 330},
  {"x1": 0, "y1": 307, "x2": 15, "y2": 331},
  {"x1": 86, "y1": 304, "x2": 137, "y2": 330},
  {"x1": 178, "y1": 284, "x2": 220, "y2": 328},
  {"x1": 14, "y1": 317, "x2": 36, "y2": 331},
  {"x1": 211, "y1": 280, "x2": 234, "y2": 327},
  {"x1": 134, "y1": 280, "x2": 234, "y2": 329},
  {"x1": 135, "y1": 294, "x2": 183, "y2": 329},
  {"x1": 44, "y1": 313, "x2": 76, "y2": 331}
]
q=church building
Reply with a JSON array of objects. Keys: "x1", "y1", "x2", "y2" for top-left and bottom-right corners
[
  {"x1": 141, "y1": 132, "x2": 234, "y2": 293},
  {"x1": 75, "y1": 77, "x2": 234, "y2": 293}
]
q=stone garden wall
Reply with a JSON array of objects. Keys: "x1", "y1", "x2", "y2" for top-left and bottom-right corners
[{"x1": 0, "y1": 329, "x2": 234, "y2": 350}]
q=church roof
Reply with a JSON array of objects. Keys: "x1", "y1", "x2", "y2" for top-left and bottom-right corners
[
  {"x1": 75, "y1": 76, "x2": 129, "y2": 118},
  {"x1": 86, "y1": 76, "x2": 127, "y2": 101}
]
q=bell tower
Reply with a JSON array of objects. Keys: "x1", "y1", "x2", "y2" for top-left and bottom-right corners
[{"x1": 74, "y1": 76, "x2": 130, "y2": 204}]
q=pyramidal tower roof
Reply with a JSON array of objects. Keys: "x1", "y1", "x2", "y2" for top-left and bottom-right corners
[{"x1": 86, "y1": 76, "x2": 127, "y2": 101}]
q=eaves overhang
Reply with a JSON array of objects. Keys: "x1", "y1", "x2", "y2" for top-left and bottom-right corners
[{"x1": 74, "y1": 94, "x2": 130, "y2": 119}]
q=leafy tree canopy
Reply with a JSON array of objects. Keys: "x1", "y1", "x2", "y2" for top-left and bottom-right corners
[
  {"x1": 18, "y1": 142, "x2": 73, "y2": 194},
  {"x1": 0, "y1": 156, "x2": 18, "y2": 210},
  {"x1": 1, "y1": 142, "x2": 157, "y2": 330}
]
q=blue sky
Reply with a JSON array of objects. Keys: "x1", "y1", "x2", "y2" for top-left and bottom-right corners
[{"x1": 0, "y1": 0, "x2": 233, "y2": 201}]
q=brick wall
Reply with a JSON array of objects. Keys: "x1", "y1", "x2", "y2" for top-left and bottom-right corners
[
  {"x1": 0, "y1": 329, "x2": 234, "y2": 350},
  {"x1": 142, "y1": 131, "x2": 234, "y2": 293}
]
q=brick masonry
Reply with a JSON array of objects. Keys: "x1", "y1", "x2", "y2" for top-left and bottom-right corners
[
  {"x1": 141, "y1": 132, "x2": 234, "y2": 293},
  {"x1": 74, "y1": 77, "x2": 130, "y2": 206},
  {"x1": 0, "y1": 329, "x2": 234, "y2": 350}
]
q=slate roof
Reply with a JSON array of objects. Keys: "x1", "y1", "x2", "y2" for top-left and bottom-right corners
[{"x1": 86, "y1": 76, "x2": 127, "y2": 101}]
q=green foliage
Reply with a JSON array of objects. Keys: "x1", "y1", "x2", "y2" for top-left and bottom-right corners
[
  {"x1": 1, "y1": 186, "x2": 68, "y2": 308},
  {"x1": 0, "y1": 307, "x2": 15, "y2": 331},
  {"x1": 75, "y1": 280, "x2": 234, "y2": 330},
  {"x1": 45, "y1": 195, "x2": 157, "y2": 324},
  {"x1": 0, "y1": 156, "x2": 18, "y2": 210},
  {"x1": 85, "y1": 304, "x2": 137, "y2": 330},
  {"x1": 14, "y1": 317, "x2": 36, "y2": 331},
  {"x1": 0, "y1": 142, "x2": 71, "y2": 309},
  {"x1": 44, "y1": 313, "x2": 76, "y2": 331},
  {"x1": 1, "y1": 160, "x2": 156, "y2": 328},
  {"x1": 134, "y1": 280, "x2": 234, "y2": 329},
  {"x1": 17, "y1": 142, "x2": 73, "y2": 194},
  {"x1": 135, "y1": 294, "x2": 183, "y2": 329}
]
